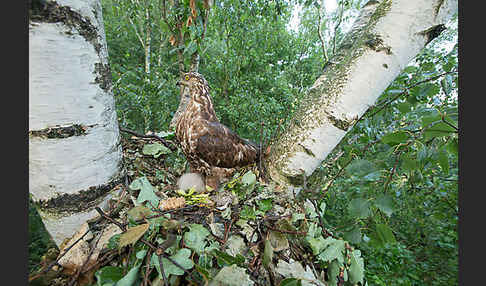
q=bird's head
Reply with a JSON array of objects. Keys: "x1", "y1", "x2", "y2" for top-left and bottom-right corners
[
  {"x1": 176, "y1": 72, "x2": 209, "y2": 90},
  {"x1": 176, "y1": 72, "x2": 211, "y2": 104}
]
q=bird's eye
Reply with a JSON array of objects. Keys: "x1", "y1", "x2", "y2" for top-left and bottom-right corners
[{"x1": 185, "y1": 75, "x2": 190, "y2": 81}]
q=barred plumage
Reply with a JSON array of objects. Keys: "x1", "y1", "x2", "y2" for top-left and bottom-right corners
[{"x1": 175, "y1": 72, "x2": 260, "y2": 189}]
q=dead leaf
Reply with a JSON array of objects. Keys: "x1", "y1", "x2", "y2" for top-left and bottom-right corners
[
  {"x1": 159, "y1": 197, "x2": 185, "y2": 211},
  {"x1": 186, "y1": 16, "x2": 193, "y2": 27},
  {"x1": 190, "y1": 0, "x2": 197, "y2": 17},
  {"x1": 119, "y1": 224, "x2": 149, "y2": 248},
  {"x1": 169, "y1": 35, "x2": 176, "y2": 46}
]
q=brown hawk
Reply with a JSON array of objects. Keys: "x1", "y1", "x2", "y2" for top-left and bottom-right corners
[{"x1": 174, "y1": 72, "x2": 260, "y2": 190}]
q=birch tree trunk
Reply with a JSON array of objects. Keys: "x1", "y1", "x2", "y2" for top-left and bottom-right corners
[
  {"x1": 29, "y1": 0, "x2": 123, "y2": 246},
  {"x1": 267, "y1": 0, "x2": 457, "y2": 188}
]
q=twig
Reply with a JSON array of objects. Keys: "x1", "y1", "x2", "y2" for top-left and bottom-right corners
[
  {"x1": 142, "y1": 249, "x2": 153, "y2": 286},
  {"x1": 383, "y1": 151, "x2": 403, "y2": 193},
  {"x1": 367, "y1": 70, "x2": 457, "y2": 118},
  {"x1": 332, "y1": 0, "x2": 345, "y2": 55},
  {"x1": 95, "y1": 207, "x2": 127, "y2": 232},
  {"x1": 258, "y1": 121, "x2": 264, "y2": 179},
  {"x1": 317, "y1": 0, "x2": 329, "y2": 62},
  {"x1": 158, "y1": 253, "x2": 169, "y2": 286},
  {"x1": 29, "y1": 229, "x2": 91, "y2": 282},
  {"x1": 119, "y1": 127, "x2": 177, "y2": 151},
  {"x1": 264, "y1": 223, "x2": 307, "y2": 236},
  {"x1": 441, "y1": 114, "x2": 458, "y2": 131},
  {"x1": 67, "y1": 228, "x2": 105, "y2": 286}
]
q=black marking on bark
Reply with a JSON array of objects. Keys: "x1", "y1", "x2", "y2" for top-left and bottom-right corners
[
  {"x1": 285, "y1": 173, "x2": 305, "y2": 186},
  {"x1": 299, "y1": 143, "x2": 316, "y2": 158},
  {"x1": 94, "y1": 63, "x2": 113, "y2": 92},
  {"x1": 36, "y1": 176, "x2": 124, "y2": 214},
  {"x1": 29, "y1": 1, "x2": 102, "y2": 54},
  {"x1": 327, "y1": 114, "x2": 352, "y2": 131},
  {"x1": 29, "y1": 124, "x2": 96, "y2": 139},
  {"x1": 420, "y1": 24, "x2": 446, "y2": 45},
  {"x1": 364, "y1": 34, "x2": 392, "y2": 55},
  {"x1": 29, "y1": 1, "x2": 114, "y2": 93},
  {"x1": 363, "y1": 0, "x2": 380, "y2": 8},
  {"x1": 435, "y1": 0, "x2": 446, "y2": 18}
]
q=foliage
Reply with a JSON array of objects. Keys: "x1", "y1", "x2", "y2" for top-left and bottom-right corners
[
  {"x1": 28, "y1": 199, "x2": 57, "y2": 273},
  {"x1": 27, "y1": 1, "x2": 458, "y2": 285},
  {"x1": 305, "y1": 15, "x2": 458, "y2": 285}
]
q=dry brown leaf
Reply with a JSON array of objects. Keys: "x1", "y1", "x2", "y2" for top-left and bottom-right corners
[
  {"x1": 169, "y1": 35, "x2": 176, "y2": 46},
  {"x1": 190, "y1": 0, "x2": 197, "y2": 17},
  {"x1": 159, "y1": 197, "x2": 185, "y2": 211},
  {"x1": 119, "y1": 223, "x2": 149, "y2": 248},
  {"x1": 186, "y1": 15, "x2": 193, "y2": 27}
]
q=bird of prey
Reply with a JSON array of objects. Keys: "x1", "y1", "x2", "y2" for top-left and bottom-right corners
[{"x1": 174, "y1": 72, "x2": 260, "y2": 190}]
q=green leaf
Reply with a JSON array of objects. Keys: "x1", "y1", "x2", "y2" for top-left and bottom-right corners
[
  {"x1": 319, "y1": 201, "x2": 326, "y2": 214},
  {"x1": 423, "y1": 122, "x2": 456, "y2": 140},
  {"x1": 262, "y1": 239, "x2": 273, "y2": 267},
  {"x1": 327, "y1": 259, "x2": 342, "y2": 286},
  {"x1": 381, "y1": 131, "x2": 409, "y2": 146},
  {"x1": 421, "y1": 114, "x2": 441, "y2": 128},
  {"x1": 130, "y1": 177, "x2": 160, "y2": 208},
  {"x1": 257, "y1": 198, "x2": 273, "y2": 212},
  {"x1": 348, "y1": 249, "x2": 364, "y2": 284},
  {"x1": 183, "y1": 224, "x2": 210, "y2": 254},
  {"x1": 307, "y1": 236, "x2": 328, "y2": 255},
  {"x1": 348, "y1": 198, "x2": 371, "y2": 218},
  {"x1": 375, "y1": 223, "x2": 397, "y2": 244},
  {"x1": 437, "y1": 149, "x2": 449, "y2": 174},
  {"x1": 184, "y1": 41, "x2": 197, "y2": 55},
  {"x1": 375, "y1": 194, "x2": 395, "y2": 217},
  {"x1": 344, "y1": 227, "x2": 362, "y2": 244},
  {"x1": 240, "y1": 205, "x2": 257, "y2": 220},
  {"x1": 107, "y1": 233, "x2": 121, "y2": 250},
  {"x1": 95, "y1": 266, "x2": 124, "y2": 286},
  {"x1": 212, "y1": 249, "x2": 245, "y2": 267},
  {"x1": 127, "y1": 205, "x2": 154, "y2": 221},
  {"x1": 116, "y1": 264, "x2": 141, "y2": 286},
  {"x1": 142, "y1": 142, "x2": 171, "y2": 158},
  {"x1": 152, "y1": 248, "x2": 194, "y2": 277},
  {"x1": 418, "y1": 83, "x2": 440, "y2": 99},
  {"x1": 346, "y1": 160, "x2": 376, "y2": 177},
  {"x1": 317, "y1": 239, "x2": 345, "y2": 263},
  {"x1": 279, "y1": 278, "x2": 302, "y2": 286},
  {"x1": 136, "y1": 249, "x2": 148, "y2": 260},
  {"x1": 396, "y1": 102, "x2": 412, "y2": 114},
  {"x1": 446, "y1": 138, "x2": 458, "y2": 156},
  {"x1": 401, "y1": 153, "x2": 417, "y2": 172}
]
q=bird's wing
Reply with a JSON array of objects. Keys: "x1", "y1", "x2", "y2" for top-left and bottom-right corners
[{"x1": 194, "y1": 121, "x2": 260, "y2": 168}]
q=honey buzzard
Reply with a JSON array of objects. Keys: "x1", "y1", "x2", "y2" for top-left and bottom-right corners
[{"x1": 175, "y1": 72, "x2": 260, "y2": 190}]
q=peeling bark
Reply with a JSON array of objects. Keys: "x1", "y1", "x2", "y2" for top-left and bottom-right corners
[{"x1": 266, "y1": 0, "x2": 457, "y2": 188}]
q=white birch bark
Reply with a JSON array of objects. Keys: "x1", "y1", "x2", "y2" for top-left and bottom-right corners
[
  {"x1": 29, "y1": 0, "x2": 123, "y2": 245},
  {"x1": 267, "y1": 0, "x2": 457, "y2": 186}
]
